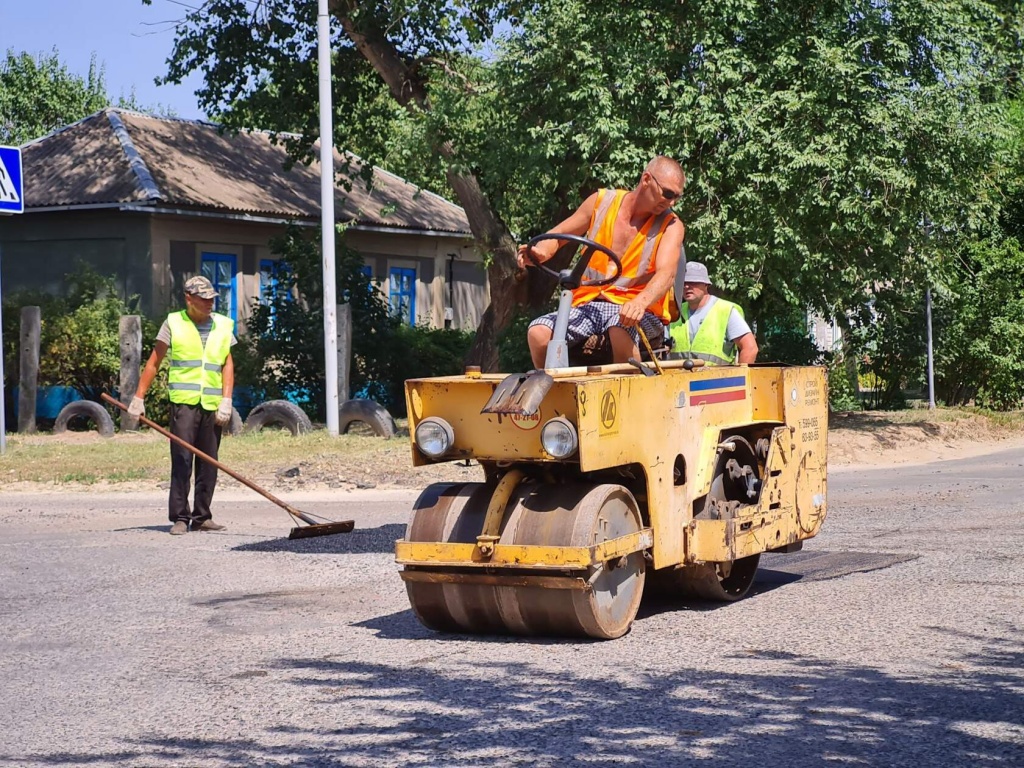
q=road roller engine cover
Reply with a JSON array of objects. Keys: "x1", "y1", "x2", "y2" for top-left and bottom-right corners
[{"x1": 395, "y1": 236, "x2": 828, "y2": 640}]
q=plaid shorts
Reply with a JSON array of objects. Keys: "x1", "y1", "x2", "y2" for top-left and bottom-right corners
[{"x1": 529, "y1": 300, "x2": 667, "y2": 347}]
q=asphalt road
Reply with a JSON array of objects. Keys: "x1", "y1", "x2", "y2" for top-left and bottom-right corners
[{"x1": 1, "y1": 447, "x2": 1022, "y2": 767}]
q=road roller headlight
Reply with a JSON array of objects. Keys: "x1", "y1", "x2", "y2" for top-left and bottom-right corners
[
  {"x1": 541, "y1": 417, "x2": 578, "y2": 459},
  {"x1": 415, "y1": 417, "x2": 455, "y2": 459}
]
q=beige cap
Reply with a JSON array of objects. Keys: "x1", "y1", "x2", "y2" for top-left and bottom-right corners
[{"x1": 184, "y1": 275, "x2": 218, "y2": 299}]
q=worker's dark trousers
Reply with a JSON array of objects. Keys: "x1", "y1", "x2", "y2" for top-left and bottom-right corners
[{"x1": 168, "y1": 403, "x2": 223, "y2": 525}]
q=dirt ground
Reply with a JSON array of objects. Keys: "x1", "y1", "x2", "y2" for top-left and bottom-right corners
[{"x1": 826, "y1": 411, "x2": 1024, "y2": 468}]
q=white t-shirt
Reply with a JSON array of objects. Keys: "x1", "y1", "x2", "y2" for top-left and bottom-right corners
[
  {"x1": 157, "y1": 315, "x2": 238, "y2": 348},
  {"x1": 684, "y1": 296, "x2": 752, "y2": 343}
]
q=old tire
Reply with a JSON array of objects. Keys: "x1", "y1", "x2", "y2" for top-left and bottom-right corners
[
  {"x1": 223, "y1": 407, "x2": 243, "y2": 437},
  {"x1": 338, "y1": 398, "x2": 396, "y2": 439},
  {"x1": 53, "y1": 401, "x2": 115, "y2": 438},
  {"x1": 244, "y1": 400, "x2": 312, "y2": 436}
]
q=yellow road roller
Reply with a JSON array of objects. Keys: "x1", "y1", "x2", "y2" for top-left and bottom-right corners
[{"x1": 395, "y1": 235, "x2": 828, "y2": 639}]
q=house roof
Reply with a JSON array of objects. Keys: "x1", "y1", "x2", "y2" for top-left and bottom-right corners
[{"x1": 20, "y1": 108, "x2": 472, "y2": 235}]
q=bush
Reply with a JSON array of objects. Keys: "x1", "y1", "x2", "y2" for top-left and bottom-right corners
[
  {"x1": 244, "y1": 225, "x2": 476, "y2": 420},
  {"x1": 497, "y1": 309, "x2": 541, "y2": 372},
  {"x1": 383, "y1": 325, "x2": 476, "y2": 415},
  {"x1": 934, "y1": 237, "x2": 1024, "y2": 410},
  {"x1": 827, "y1": 354, "x2": 861, "y2": 412},
  {"x1": 2, "y1": 264, "x2": 159, "y2": 421}
]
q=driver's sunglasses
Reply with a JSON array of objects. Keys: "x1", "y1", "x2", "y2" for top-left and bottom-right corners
[{"x1": 648, "y1": 173, "x2": 682, "y2": 201}]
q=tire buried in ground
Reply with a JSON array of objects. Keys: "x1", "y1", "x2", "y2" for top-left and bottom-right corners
[
  {"x1": 243, "y1": 400, "x2": 313, "y2": 436},
  {"x1": 338, "y1": 398, "x2": 396, "y2": 438},
  {"x1": 223, "y1": 407, "x2": 243, "y2": 437},
  {"x1": 53, "y1": 401, "x2": 115, "y2": 437}
]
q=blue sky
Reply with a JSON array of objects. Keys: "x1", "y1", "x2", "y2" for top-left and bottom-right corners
[{"x1": 1, "y1": 0, "x2": 207, "y2": 118}]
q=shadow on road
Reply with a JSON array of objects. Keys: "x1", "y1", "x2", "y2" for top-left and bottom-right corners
[{"x1": 11, "y1": 631, "x2": 1022, "y2": 767}]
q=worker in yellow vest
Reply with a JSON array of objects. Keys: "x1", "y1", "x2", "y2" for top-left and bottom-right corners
[
  {"x1": 669, "y1": 262, "x2": 758, "y2": 365},
  {"x1": 129, "y1": 276, "x2": 236, "y2": 535},
  {"x1": 517, "y1": 156, "x2": 686, "y2": 367}
]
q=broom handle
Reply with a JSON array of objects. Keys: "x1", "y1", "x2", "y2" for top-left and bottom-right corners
[{"x1": 101, "y1": 393, "x2": 317, "y2": 525}]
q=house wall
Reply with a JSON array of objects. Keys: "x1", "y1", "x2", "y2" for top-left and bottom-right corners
[
  {"x1": 1, "y1": 209, "x2": 486, "y2": 334},
  {"x1": 149, "y1": 214, "x2": 279, "y2": 328},
  {"x1": 345, "y1": 229, "x2": 484, "y2": 330},
  {"x1": 0, "y1": 210, "x2": 153, "y2": 311}
]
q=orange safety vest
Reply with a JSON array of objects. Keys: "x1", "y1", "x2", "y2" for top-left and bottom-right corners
[{"x1": 572, "y1": 189, "x2": 682, "y2": 322}]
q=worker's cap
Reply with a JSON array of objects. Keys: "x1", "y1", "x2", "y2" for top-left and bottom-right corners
[
  {"x1": 184, "y1": 276, "x2": 218, "y2": 299},
  {"x1": 683, "y1": 261, "x2": 712, "y2": 285}
]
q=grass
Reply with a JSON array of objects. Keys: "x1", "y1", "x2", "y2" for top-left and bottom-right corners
[
  {"x1": 0, "y1": 425, "x2": 415, "y2": 487},
  {"x1": 3, "y1": 407, "x2": 1024, "y2": 487}
]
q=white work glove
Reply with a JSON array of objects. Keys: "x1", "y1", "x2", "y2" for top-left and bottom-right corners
[
  {"x1": 215, "y1": 397, "x2": 233, "y2": 426},
  {"x1": 127, "y1": 396, "x2": 145, "y2": 419}
]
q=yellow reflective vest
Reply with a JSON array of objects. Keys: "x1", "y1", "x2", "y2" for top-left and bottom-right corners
[
  {"x1": 669, "y1": 297, "x2": 741, "y2": 366},
  {"x1": 166, "y1": 311, "x2": 233, "y2": 410}
]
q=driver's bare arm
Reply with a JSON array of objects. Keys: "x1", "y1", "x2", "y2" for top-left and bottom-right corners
[
  {"x1": 617, "y1": 218, "x2": 685, "y2": 326},
  {"x1": 517, "y1": 193, "x2": 600, "y2": 269}
]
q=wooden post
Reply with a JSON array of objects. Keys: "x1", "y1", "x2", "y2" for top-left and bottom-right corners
[
  {"x1": 119, "y1": 315, "x2": 142, "y2": 431},
  {"x1": 18, "y1": 306, "x2": 40, "y2": 434},
  {"x1": 337, "y1": 302, "x2": 351, "y2": 402}
]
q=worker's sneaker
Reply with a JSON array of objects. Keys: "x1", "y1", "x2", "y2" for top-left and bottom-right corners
[
  {"x1": 169, "y1": 521, "x2": 188, "y2": 536},
  {"x1": 193, "y1": 520, "x2": 226, "y2": 532}
]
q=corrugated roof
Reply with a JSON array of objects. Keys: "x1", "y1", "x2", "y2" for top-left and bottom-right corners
[{"x1": 20, "y1": 108, "x2": 472, "y2": 235}]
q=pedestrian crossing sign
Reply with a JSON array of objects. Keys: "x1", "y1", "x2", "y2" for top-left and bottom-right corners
[{"x1": 0, "y1": 146, "x2": 24, "y2": 214}]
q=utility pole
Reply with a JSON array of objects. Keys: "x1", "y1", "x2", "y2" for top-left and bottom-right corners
[
  {"x1": 318, "y1": 0, "x2": 339, "y2": 435},
  {"x1": 926, "y1": 287, "x2": 935, "y2": 409}
]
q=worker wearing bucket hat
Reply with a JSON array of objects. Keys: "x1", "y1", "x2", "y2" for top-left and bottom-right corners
[
  {"x1": 668, "y1": 261, "x2": 757, "y2": 365},
  {"x1": 130, "y1": 275, "x2": 237, "y2": 534}
]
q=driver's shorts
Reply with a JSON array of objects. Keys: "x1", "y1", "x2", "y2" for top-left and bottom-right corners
[{"x1": 529, "y1": 300, "x2": 667, "y2": 347}]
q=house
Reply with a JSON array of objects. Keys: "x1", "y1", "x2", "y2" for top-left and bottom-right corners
[{"x1": 0, "y1": 108, "x2": 487, "y2": 331}]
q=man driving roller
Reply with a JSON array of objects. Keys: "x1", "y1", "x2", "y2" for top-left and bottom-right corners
[{"x1": 518, "y1": 156, "x2": 686, "y2": 368}]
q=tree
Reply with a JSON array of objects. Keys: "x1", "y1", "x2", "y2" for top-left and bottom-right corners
[
  {"x1": 158, "y1": 0, "x2": 1022, "y2": 370},
  {"x1": 0, "y1": 49, "x2": 108, "y2": 145}
]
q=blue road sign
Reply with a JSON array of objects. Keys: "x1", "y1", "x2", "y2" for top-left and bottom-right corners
[{"x1": 0, "y1": 146, "x2": 24, "y2": 214}]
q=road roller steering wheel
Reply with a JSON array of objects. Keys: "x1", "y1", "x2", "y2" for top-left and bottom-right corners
[{"x1": 523, "y1": 233, "x2": 623, "y2": 289}]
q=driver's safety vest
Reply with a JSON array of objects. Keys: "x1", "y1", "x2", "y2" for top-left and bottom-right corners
[
  {"x1": 166, "y1": 311, "x2": 234, "y2": 410},
  {"x1": 572, "y1": 189, "x2": 681, "y2": 322}
]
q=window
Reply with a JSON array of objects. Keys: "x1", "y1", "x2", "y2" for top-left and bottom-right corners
[
  {"x1": 259, "y1": 259, "x2": 290, "y2": 304},
  {"x1": 200, "y1": 252, "x2": 237, "y2": 323},
  {"x1": 258, "y1": 259, "x2": 288, "y2": 328},
  {"x1": 389, "y1": 266, "x2": 416, "y2": 325}
]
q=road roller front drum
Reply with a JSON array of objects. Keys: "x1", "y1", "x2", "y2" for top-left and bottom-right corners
[{"x1": 403, "y1": 481, "x2": 647, "y2": 640}]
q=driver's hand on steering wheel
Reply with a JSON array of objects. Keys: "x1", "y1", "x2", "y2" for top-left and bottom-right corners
[
  {"x1": 517, "y1": 241, "x2": 556, "y2": 269},
  {"x1": 618, "y1": 298, "x2": 646, "y2": 328}
]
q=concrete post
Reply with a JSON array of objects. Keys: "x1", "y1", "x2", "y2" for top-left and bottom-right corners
[
  {"x1": 337, "y1": 302, "x2": 351, "y2": 402},
  {"x1": 119, "y1": 315, "x2": 142, "y2": 431},
  {"x1": 18, "y1": 306, "x2": 40, "y2": 434}
]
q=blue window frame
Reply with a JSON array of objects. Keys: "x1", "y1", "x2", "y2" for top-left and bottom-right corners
[
  {"x1": 389, "y1": 266, "x2": 416, "y2": 325},
  {"x1": 258, "y1": 259, "x2": 288, "y2": 328},
  {"x1": 259, "y1": 259, "x2": 290, "y2": 304},
  {"x1": 200, "y1": 252, "x2": 237, "y2": 323}
]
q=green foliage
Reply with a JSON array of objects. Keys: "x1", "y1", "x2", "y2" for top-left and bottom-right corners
[
  {"x1": 934, "y1": 237, "x2": 1024, "y2": 410},
  {"x1": 159, "y1": 0, "x2": 1022, "y2": 371},
  {"x1": 242, "y1": 225, "x2": 393, "y2": 419},
  {"x1": 847, "y1": 284, "x2": 928, "y2": 410},
  {"x1": 755, "y1": 305, "x2": 823, "y2": 367},
  {"x1": 384, "y1": 325, "x2": 476, "y2": 411},
  {"x1": 498, "y1": 310, "x2": 542, "y2": 372},
  {"x1": 827, "y1": 355, "x2": 862, "y2": 413},
  {"x1": 1, "y1": 264, "x2": 159, "y2": 423},
  {"x1": 242, "y1": 225, "x2": 474, "y2": 420},
  {"x1": 0, "y1": 49, "x2": 108, "y2": 144}
]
